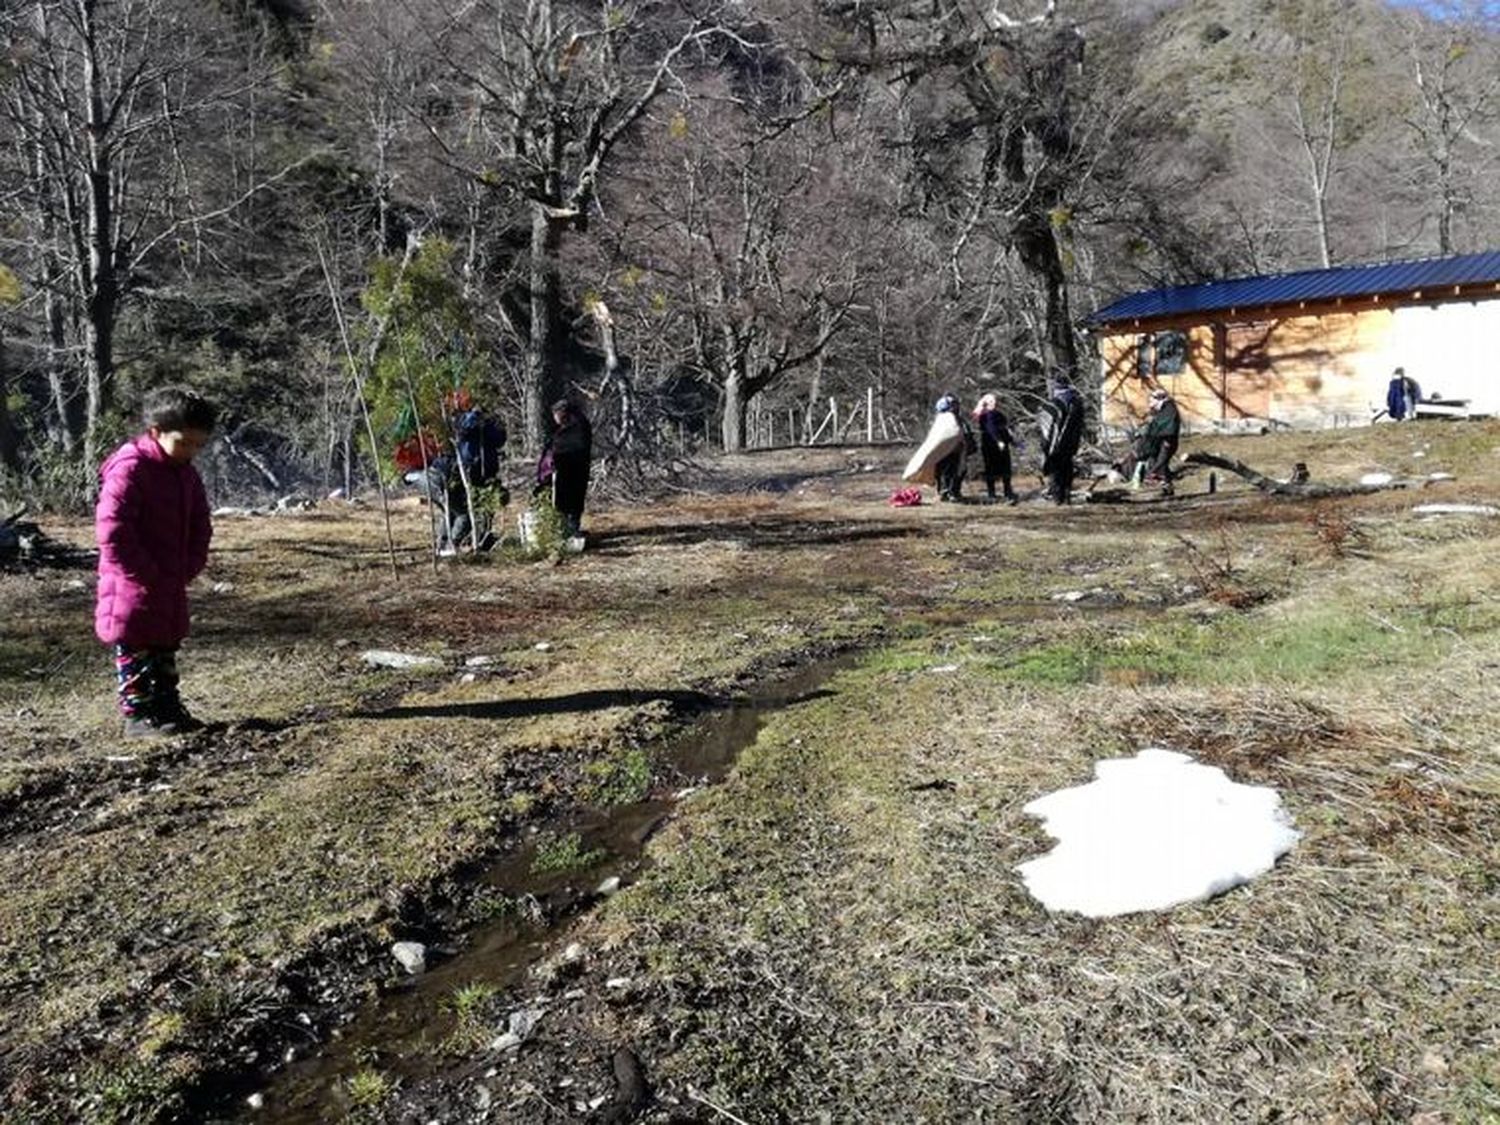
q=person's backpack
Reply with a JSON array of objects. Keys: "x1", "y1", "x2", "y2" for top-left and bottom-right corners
[{"x1": 455, "y1": 410, "x2": 506, "y2": 484}]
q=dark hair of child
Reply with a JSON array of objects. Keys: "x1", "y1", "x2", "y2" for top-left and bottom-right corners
[{"x1": 142, "y1": 386, "x2": 218, "y2": 433}]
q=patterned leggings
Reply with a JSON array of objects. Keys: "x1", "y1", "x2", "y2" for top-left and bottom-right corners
[{"x1": 112, "y1": 645, "x2": 180, "y2": 717}]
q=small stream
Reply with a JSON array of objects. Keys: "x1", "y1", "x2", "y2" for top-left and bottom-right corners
[{"x1": 239, "y1": 651, "x2": 860, "y2": 1122}]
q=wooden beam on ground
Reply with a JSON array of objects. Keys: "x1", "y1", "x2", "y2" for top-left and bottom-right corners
[{"x1": 1183, "y1": 451, "x2": 1410, "y2": 498}]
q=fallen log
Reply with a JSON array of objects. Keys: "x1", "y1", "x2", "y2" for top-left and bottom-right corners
[{"x1": 1182, "y1": 451, "x2": 1412, "y2": 498}]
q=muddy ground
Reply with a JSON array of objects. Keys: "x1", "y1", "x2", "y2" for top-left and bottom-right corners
[{"x1": 2, "y1": 428, "x2": 1498, "y2": 1123}]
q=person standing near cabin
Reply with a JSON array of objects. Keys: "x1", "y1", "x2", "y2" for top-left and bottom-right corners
[
  {"x1": 932, "y1": 395, "x2": 974, "y2": 502},
  {"x1": 1039, "y1": 376, "x2": 1085, "y2": 505},
  {"x1": 1138, "y1": 387, "x2": 1181, "y2": 494},
  {"x1": 972, "y1": 391, "x2": 1017, "y2": 504},
  {"x1": 537, "y1": 398, "x2": 593, "y2": 537},
  {"x1": 1386, "y1": 367, "x2": 1422, "y2": 421},
  {"x1": 95, "y1": 386, "x2": 216, "y2": 737}
]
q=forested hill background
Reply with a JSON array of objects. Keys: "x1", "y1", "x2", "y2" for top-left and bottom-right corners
[{"x1": 2, "y1": 0, "x2": 1498, "y2": 505}]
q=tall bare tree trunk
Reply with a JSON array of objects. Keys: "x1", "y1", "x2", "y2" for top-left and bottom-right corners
[
  {"x1": 80, "y1": 0, "x2": 118, "y2": 477},
  {"x1": 0, "y1": 329, "x2": 19, "y2": 472},
  {"x1": 527, "y1": 204, "x2": 563, "y2": 453}
]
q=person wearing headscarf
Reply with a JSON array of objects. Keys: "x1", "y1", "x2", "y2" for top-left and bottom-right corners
[
  {"x1": 972, "y1": 389, "x2": 1017, "y2": 504},
  {"x1": 932, "y1": 394, "x2": 975, "y2": 502},
  {"x1": 1136, "y1": 386, "x2": 1181, "y2": 494},
  {"x1": 536, "y1": 398, "x2": 593, "y2": 537}
]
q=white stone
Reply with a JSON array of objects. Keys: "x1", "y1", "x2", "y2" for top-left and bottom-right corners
[
  {"x1": 391, "y1": 941, "x2": 427, "y2": 974},
  {"x1": 562, "y1": 942, "x2": 585, "y2": 964},
  {"x1": 362, "y1": 650, "x2": 444, "y2": 670},
  {"x1": 604, "y1": 977, "x2": 631, "y2": 990}
]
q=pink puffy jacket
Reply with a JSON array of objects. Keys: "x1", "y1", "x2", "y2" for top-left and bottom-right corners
[{"x1": 94, "y1": 434, "x2": 212, "y2": 648}]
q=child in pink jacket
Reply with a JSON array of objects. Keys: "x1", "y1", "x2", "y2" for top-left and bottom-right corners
[{"x1": 95, "y1": 386, "x2": 216, "y2": 737}]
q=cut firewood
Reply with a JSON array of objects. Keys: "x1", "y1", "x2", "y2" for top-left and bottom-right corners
[{"x1": 1183, "y1": 451, "x2": 1412, "y2": 498}]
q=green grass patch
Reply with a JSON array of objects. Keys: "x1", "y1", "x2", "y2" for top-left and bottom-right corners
[
  {"x1": 530, "y1": 831, "x2": 605, "y2": 876},
  {"x1": 581, "y1": 747, "x2": 652, "y2": 805}
]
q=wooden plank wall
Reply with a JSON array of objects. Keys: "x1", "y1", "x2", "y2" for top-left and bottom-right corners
[{"x1": 1100, "y1": 304, "x2": 1403, "y2": 432}]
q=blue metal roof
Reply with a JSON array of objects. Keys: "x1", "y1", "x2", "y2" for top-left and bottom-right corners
[{"x1": 1087, "y1": 249, "x2": 1500, "y2": 325}]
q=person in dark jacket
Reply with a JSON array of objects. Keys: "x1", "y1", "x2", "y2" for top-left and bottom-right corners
[
  {"x1": 429, "y1": 403, "x2": 507, "y2": 555},
  {"x1": 1136, "y1": 387, "x2": 1181, "y2": 494},
  {"x1": 1385, "y1": 367, "x2": 1421, "y2": 421},
  {"x1": 537, "y1": 398, "x2": 593, "y2": 537},
  {"x1": 972, "y1": 391, "x2": 1017, "y2": 504},
  {"x1": 932, "y1": 394, "x2": 974, "y2": 502},
  {"x1": 1039, "y1": 377, "x2": 1085, "y2": 505}
]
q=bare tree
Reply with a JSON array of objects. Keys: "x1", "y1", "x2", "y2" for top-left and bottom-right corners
[
  {"x1": 1401, "y1": 1, "x2": 1500, "y2": 254},
  {"x1": 0, "y1": 0, "x2": 301, "y2": 477}
]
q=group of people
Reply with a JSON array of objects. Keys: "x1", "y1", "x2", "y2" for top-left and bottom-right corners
[
  {"x1": 924, "y1": 378, "x2": 1182, "y2": 505},
  {"x1": 395, "y1": 393, "x2": 594, "y2": 554},
  {"x1": 94, "y1": 385, "x2": 593, "y2": 737}
]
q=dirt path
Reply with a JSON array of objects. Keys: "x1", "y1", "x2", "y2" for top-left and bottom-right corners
[{"x1": 3, "y1": 432, "x2": 1499, "y2": 1122}]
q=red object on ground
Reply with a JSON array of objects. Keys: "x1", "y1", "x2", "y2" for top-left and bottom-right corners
[
  {"x1": 889, "y1": 487, "x2": 923, "y2": 507},
  {"x1": 394, "y1": 432, "x2": 443, "y2": 472}
]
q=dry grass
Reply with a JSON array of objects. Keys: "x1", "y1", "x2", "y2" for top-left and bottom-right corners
[{"x1": 5, "y1": 421, "x2": 1500, "y2": 1121}]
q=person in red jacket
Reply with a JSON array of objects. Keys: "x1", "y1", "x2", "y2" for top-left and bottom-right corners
[{"x1": 95, "y1": 386, "x2": 216, "y2": 737}]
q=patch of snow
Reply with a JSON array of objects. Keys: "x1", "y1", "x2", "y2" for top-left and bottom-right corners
[
  {"x1": 594, "y1": 876, "x2": 621, "y2": 897},
  {"x1": 362, "y1": 650, "x2": 443, "y2": 670},
  {"x1": 1051, "y1": 590, "x2": 1088, "y2": 602},
  {"x1": 1360, "y1": 472, "x2": 1394, "y2": 486},
  {"x1": 1412, "y1": 503, "x2": 1499, "y2": 517},
  {"x1": 928, "y1": 663, "x2": 961, "y2": 674},
  {"x1": 1015, "y1": 748, "x2": 1299, "y2": 918},
  {"x1": 534, "y1": 641, "x2": 554, "y2": 653},
  {"x1": 1427, "y1": 472, "x2": 1455, "y2": 482}
]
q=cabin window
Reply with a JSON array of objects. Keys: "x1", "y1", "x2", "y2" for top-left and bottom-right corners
[{"x1": 1154, "y1": 330, "x2": 1187, "y2": 375}]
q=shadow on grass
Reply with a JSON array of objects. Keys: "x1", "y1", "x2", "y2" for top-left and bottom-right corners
[{"x1": 591, "y1": 520, "x2": 923, "y2": 550}]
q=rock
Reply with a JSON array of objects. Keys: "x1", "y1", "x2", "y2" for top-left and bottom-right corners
[
  {"x1": 246, "y1": 1093, "x2": 265, "y2": 1110},
  {"x1": 1413, "y1": 503, "x2": 1499, "y2": 517},
  {"x1": 594, "y1": 876, "x2": 621, "y2": 897},
  {"x1": 362, "y1": 650, "x2": 444, "y2": 670},
  {"x1": 564, "y1": 536, "x2": 586, "y2": 553},
  {"x1": 490, "y1": 1006, "x2": 544, "y2": 1051},
  {"x1": 460, "y1": 673, "x2": 478, "y2": 685},
  {"x1": 465, "y1": 655, "x2": 499, "y2": 668},
  {"x1": 1360, "y1": 472, "x2": 1394, "y2": 486},
  {"x1": 562, "y1": 942, "x2": 585, "y2": 964},
  {"x1": 473, "y1": 1084, "x2": 493, "y2": 1113},
  {"x1": 604, "y1": 977, "x2": 631, "y2": 990},
  {"x1": 391, "y1": 941, "x2": 427, "y2": 974}
]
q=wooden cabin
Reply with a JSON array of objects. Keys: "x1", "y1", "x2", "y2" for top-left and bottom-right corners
[{"x1": 1088, "y1": 250, "x2": 1500, "y2": 434}]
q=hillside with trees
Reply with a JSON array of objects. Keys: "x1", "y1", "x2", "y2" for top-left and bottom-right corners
[{"x1": 2, "y1": 0, "x2": 1498, "y2": 502}]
